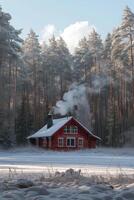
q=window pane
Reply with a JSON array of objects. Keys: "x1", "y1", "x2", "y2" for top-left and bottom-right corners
[
  {"x1": 70, "y1": 126, "x2": 73, "y2": 133},
  {"x1": 58, "y1": 138, "x2": 64, "y2": 147},
  {"x1": 67, "y1": 139, "x2": 70, "y2": 146},
  {"x1": 78, "y1": 138, "x2": 83, "y2": 147},
  {"x1": 64, "y1": 126, "x2": 67, "y2": 133},
  {"x1": 71, "y1": 139, "x2": 74, "y2": 146},
  {"x1": 79, "y1": 140, "x2": 82, "y2": 145},
  {"x1": 74, "y1": 126, "x2": 78, "y2": 133}
]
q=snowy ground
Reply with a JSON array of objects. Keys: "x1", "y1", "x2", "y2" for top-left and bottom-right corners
[
  {"x1": 0, "y1": 147, "x2": 134, "y2": 176},
  {"x1": 0, "y1": 168, "x2": 134, "y2": 200},
  {"x1": 0, "y1": 147, "x2": 134, "y2": 199}
]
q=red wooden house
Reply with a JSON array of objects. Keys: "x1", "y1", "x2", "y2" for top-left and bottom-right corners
[{"x1": 27, "y1": 115, "x2": 101, "y2": 150}]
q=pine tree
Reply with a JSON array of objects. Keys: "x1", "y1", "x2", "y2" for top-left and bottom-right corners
[
  {"x1": 106, "y1": 99, "x2": 114, "y2": 146},
  {"x1": 42, "y1": 36, "x2": 72, "y2": 103},
  {"x1": 56, "y1": 37, "x2": 72, "y2": 97},
  {"x1": 88, "y1": 30, "x2": 104, "y2": 140},
  {"x1": 22, "y1": 29, "x2": 41, "y2": 130},
  {"x1": 16, "y1": 94, "x2": 33, "y2": 145},
  {"x1": 88, "y1": 29, "x2": 103, "y2": 70},
  {"x1": 73, "y1": 37, "x2": 93, "y2": 83},
  {"x1": 121, "y1": 6, "x2": 134, "y2": 73},
  {"x1": 104, "y1": 33, "x2": 112, "y2": 60},
  {"x1": 0, "y1": 6, "x2": 22, "y2": 147}
]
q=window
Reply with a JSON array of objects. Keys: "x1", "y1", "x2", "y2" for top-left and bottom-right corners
[
  {"x1": 78, "y1": 138, "x2": 83, "y2": 147},
  {"x1": 71, "y1": 126, "x2": 78, "y2": 133},
  {"x1": 66, "y1": 137, "x2": 76, "y2": 147},
  {"x1": 64, "y1": 126, "x2": 78, "y2": 134},
  {"x1": 58, "y1": 138, "x2": 64, "y2": 147},
  {"x1": 64, "y1": 126, "x2": 68, "y2": 133}
]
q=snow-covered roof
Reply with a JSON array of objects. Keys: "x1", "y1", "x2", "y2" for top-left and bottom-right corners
[
  {"x1": 27, "y1": 117, "x2": 72, "y2": 139},
  {"x1": 74, "y1": 118, "x2": 101, "y2": 140},
  {"x1": 27, "y1": 116, "x2": 101, "y2": 140}
]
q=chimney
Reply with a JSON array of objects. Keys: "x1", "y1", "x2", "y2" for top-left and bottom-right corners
[
  {"x1": 73, "y1": 104, "x2": 78, "y2": 119},
  {"x1": 47, "y1": 110, "x2": 53, "y2": 129}
]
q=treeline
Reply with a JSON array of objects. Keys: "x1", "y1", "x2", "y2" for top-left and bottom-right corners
[{"x1": 0, "y1": 5, "x2": 134, "y2": 147}]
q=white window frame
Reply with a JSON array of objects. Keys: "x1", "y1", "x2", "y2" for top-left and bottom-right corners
[
  {"x1": 71, "y1": 126, "x2": 78, "y2": 134},
  {"x1": 66, "y1": 137, "x2": 76, "y2": 147},
  {"x1": 64, "y1": 126, "x2": 68, "y2": 133},
  {"x1": 78, "y1": 138, "x2": 84, "y2": 147},
  {"x1": 64, "y1": 126, "x2": 78, "y2": 134},
  {"x1": 58, "y1": 137, "x2": 64, "y2": 147}
]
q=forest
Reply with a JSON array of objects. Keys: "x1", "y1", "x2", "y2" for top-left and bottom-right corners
[{"x1": 0, "y1": 5, "x2": 134, "y2": 147}]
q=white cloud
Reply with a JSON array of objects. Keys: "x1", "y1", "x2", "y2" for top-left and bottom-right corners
[
  {"x1": 40, "y1": 21, "x2": 95, "y2": 54},
  {"x1": 61, "y1": 21, "x2": 95, "y2": 53},
  {"x1": 40, "y1": 24, "x2": 58, "y2": 44}
]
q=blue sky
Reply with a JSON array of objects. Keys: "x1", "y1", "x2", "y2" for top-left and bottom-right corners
[{"x1": 1, "y1": 0, "x2": 134, "y2": 49}]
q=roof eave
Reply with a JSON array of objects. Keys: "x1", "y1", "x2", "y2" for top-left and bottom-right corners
[{"x1": 72, "y1": 117, "x2": 101, "y2": 140}]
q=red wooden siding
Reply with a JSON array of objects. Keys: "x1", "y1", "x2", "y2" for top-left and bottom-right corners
[{"x1": 50, "y1": 118, "x2": 96, "y2": 150}]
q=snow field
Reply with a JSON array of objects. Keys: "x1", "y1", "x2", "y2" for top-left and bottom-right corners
[
  {"x1": 0, "y1": 147, "x2": 134, "y2": 199},
  {"x1": 0, "y1": 147, "x2": 134, "y2": 176},
  {"x1": 0, "y1": 168, "x2": 134, "y2": 200}
]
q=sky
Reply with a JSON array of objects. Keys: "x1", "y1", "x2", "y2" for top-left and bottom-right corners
[{"x1": 1, "y1": 0, "x2": 134, "y2": 52}]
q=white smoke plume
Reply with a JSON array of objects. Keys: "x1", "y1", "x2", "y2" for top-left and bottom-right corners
[
  {"x1": 90, "y1": 74, "x2": 114, "y2": 93},
  {"x1": 53, "y1": 73, "x2": 115, "y2": 128},
  {"x1": 54, "y1": 84, "x2": 91, "y2": 128},
  {"x1": 53, "y1": 74, "x2": 112, "y2": 126}
]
